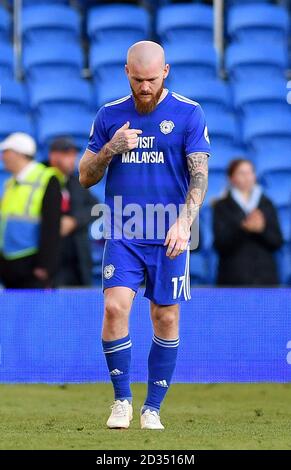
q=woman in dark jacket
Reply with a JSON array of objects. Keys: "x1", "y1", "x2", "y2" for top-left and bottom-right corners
[{"x1": 213, "y1": 159, "x2": 283, "y2": 286}]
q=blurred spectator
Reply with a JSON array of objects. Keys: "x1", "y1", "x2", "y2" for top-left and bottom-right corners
[
  {"x1": 49, "y1": 137, "x2": 97, "y2": 287},
  {"x1": 213, "y1": 158, "x2": 283, "y2": 286},
  {"x1": 0, "y1": 133, "x2": 62, "y2": 288}
]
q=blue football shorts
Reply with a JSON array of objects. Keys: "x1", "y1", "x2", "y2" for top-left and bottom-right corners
[{"x1": 102, "y1": 239, "x2": 191, "y2": 305}]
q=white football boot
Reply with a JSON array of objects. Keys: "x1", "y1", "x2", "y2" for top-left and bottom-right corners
[
  {"x1": 140, "y1": 409, "x2": 165, "y2": 430},
  {"x1": 106, "y1": 400, "x2": 133, "y2": 429}
]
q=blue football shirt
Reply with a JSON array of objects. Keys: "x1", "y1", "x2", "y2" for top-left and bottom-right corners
[{"x1": 87, "y1": 91, "x2": 211, "y2": 243}]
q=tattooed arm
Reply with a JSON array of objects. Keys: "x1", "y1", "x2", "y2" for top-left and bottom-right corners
[
  {"x1": 79, "y1": 121, "x2": 142, "y2": 188},
  {"x1": 164, "y1": 152, "x2": 209, "y2": 258},
  {"x1": 179, "y1": 152, "x2": 209, "y2": 226}
]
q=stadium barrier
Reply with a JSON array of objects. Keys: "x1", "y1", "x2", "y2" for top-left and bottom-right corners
[{"x1": 0, "y1": 288, "x2": 291, "y2": 383}]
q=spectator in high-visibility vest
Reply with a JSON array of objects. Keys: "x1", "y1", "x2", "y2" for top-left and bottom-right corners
[{"x1": 0, "y1": 133, "x2": 62, "y2": 288}]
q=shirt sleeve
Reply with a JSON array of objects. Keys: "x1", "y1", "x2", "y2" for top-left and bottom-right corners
[
  {"x1": 185, "y1": 104, "x2": 211, "y2": 156},
  {"x1": 87, "y1": 106, "x2": 109, "y2": 154}
]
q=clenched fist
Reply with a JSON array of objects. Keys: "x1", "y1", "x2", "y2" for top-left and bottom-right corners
[{"x1": 106, "y1": 121, "x2": 142, "y2": 156}]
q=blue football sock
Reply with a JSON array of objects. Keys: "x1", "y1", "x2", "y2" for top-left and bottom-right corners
[
  {"x1": 102, "y1": 334, "x2": 132, "y2": 402},
  {"x1": 143, "y1": 334, "x2": 179, "y2": 414}
]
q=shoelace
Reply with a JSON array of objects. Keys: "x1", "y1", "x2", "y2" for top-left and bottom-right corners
[{"x1": 111, "y1": 401, "x2": 127, "y2": 417}]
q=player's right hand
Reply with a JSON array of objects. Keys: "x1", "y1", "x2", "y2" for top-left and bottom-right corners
[{"x1": 107, "y1": 121, "x2": 142, "y2": 156}]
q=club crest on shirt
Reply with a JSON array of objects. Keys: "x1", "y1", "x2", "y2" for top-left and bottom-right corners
[
  {"x1": 104, "y1": 264, "x2": 115, "y2": 279},
  {"x1": 159, "y1": 120, "x2": 175, "y2": 135}
]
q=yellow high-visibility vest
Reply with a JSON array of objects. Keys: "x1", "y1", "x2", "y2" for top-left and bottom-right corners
[{"x1": 0, "y1": 162, "x2": 63, "y2": 259}]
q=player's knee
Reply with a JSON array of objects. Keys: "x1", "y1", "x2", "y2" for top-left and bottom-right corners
[
  {"x1": 153, "y1": 308, "x2": 178, "y2": 331},
  {"x1": 104, "y1": 300, "x2": 129, "y2": 324}
]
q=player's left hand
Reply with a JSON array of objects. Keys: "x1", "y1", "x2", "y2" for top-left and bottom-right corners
[{"x1": 164, "y1": 219, "x2": 190, "y2": 259}]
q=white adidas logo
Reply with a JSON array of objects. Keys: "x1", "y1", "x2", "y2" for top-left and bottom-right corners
[
  {"x1": 154, "y1": 380, "x2": 168, "y2": 388},
  {"x1": 110, "y1": 369, "x2": 123, "y2": 376}
]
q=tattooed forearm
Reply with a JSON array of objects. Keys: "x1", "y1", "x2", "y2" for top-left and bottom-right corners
[
  {"x1": 179, "y1": 152, "x2": 209, "y2": 226},
  {"x1": 79, "y1": 144, "x2": 114, "y2": 188}
]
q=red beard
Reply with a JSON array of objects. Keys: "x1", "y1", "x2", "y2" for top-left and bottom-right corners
[{"x1": 131, "y1": 82, "x2": 164, "y2": 115}]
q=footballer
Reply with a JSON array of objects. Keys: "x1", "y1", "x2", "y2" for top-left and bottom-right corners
[{"x1": 79, "y1": 41, "x2": 210, "y2": 430}]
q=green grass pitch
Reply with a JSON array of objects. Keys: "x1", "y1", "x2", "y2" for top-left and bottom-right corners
[{"x1": 0, "y1": 383, "x2": 291, "y2": 450}]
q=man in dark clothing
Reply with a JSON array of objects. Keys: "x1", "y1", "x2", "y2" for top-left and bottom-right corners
[
  {"x1": 213, "y1": 159, "x2": 283, "y2": 286},
  {"x1": 0, "y1": 133, "x2": 61, "y2": 288},
  {"x1": 49, "y1": 137, "x2": 98, "y2": 286}
]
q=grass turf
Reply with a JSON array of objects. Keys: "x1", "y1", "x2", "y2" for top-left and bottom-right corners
[{"x1": 0, "y1": 383, "x2": 291, "y2": 450}]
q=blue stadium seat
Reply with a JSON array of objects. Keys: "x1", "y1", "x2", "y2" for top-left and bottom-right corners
[
  {"x1": 200, "y1": 206, "x2": 214, "y2": 252},
  {"x1": 189, "y1": 251, "x2": 209, "y2": 285},
  {"x1": 168, "y1": 78, "x2": 231, "y2": 114},
  {"x1": 95, "y1": 73, "x2": 130, "y2": 107},
  {"x1": 88, "y1": 4, "x2": 150, "y2": 44},
  {"x1": 227, "y1": 0, "x2": 271, "y2": 4},
  {"x1": 207, "y1": 112, "x2": 239, "y2": 148},
  {"x1": 0, "y1": 110, "x2": 34, "y2": 141},
  {"x1": 277, "y1": 206, "x2": 291, "y2": 243},
  {"x1": 0, "y1": 43, "x2": 13, "y2": 80},
  {"x1": 206, "y1": 248, "x2": 219, "y2": 285},
  {"x1": 157, "y1": 4, "x2": 213, "y2": 44},
  {"x1": 263, "y1": 172, "x2": 291, "y2": 207},
  {"x1": 0, "y1": 6, "x2": 10, "y2": 42},
  {"x1": 29, "y1": 79, "x2": 93, "y2": 116},
  {"x1": 254, "y1": 145, "x2": 291, "y2": 177},
  {"x1": 90, "y1": 40, "x2": 131, "y2": 80},
  {"x1": 23, "y1": 42, "x2": 83, "y2": 82},
  {"x1": 233, "y1": 79, "x2": 288, "y2": 118},
  {"x1": 89, "y1": 176, "x2": 106, "y2": 205},
  {"x1": 228, "y1": 4, "x2": 289, "y2": 44},
  {"x1": 208, "y1": 143, "x2": 246, "y2": 171},
  {"x1": 22, "y1": 5, "x2": 80, "y2": 46},
  {"x1": 226, "y1": 42, "x2": 288, "y2": 82},
  {"x1": 164, "y1": 43, "x2": 217, "y2": 80},
  {"x1": 244, "y1": 112, "x2": 291, "y2": 156},
  {"x1": 276, "y1": 244, "x2": 291, "y2": 285},
  {"x1": 21, "y1": 0, "x2": 69, "y2": 4},
  {"x1": 37, "y1": 109, "x2": 94, "y2": 153},
  {"x1": 0, "y1": 80, "x2": 27, "y2": 113},
  {"x1": 204, "y1": 170, "x2": 227, "y2": 206}
]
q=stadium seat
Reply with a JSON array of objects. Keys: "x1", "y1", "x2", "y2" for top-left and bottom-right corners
[
  {"x1": 22, "y1": 5, "x2": 81, "y2": 46},
  {"x1": 95, "y1": 73, "x2": 130, "y2": 107},
  {"x1": 23, "y1": 42, "x2": 83, "y2": 82},
  {"x1": 37, "y1": 109, "x2": 94, "y2": 153},
  {"x1": 90, "y1": 41, "x2": 132, "y2": 80},
  {"x1": 189, "y1": 251, "x2": 209, "y2": 285},
  {"x1": 206, "y1": 112, "x2": 239, "y2": 148},
  {"x1": 168, "y1": 77, "x2": 231, "y2": 114},
  {"x1": 244, "y1": 113, "x2": 291, "y2": 156},
  {"x1": 263, "y1": 172, "x2": 291, "y2": 207},
  {"x1": 277, "y1": 206, "x2": 291, "y2": 243},
  {"x1": 88, "y1": 4, "x2": 150, "y2": 44},
  {"x1": 22, "y1": 0, "x2": 70, "y2": 4},
  {"x1": 276, "y1": 244, "x2": 291, "y2": 285},
  {"x1": 204, "y1": 170, "x2": 227, "y2": 206},
  {"x1": 0, "y1": 43, "x2": 14, "y2": 80},
  {"x1": 164, "y1": 43, "x2": 217, "y2": 80},
  {"x1": 157, "y1": 4, "x2": 213, "y2": 44},
  {"x1": 29, "y1": 79, "x2": 93, "y2": 116},
  {"x1": 0, "y1": 111, "x2": 34, "y2": 141},
  {"x1": 0, "y1": 80, "x2": 27, "y2": 113},
  {"x1": 233, "y1": 79, "x2": 288, "y2": 118},
  {"x1": 226, "y1": 42, "x2": 288, "y2": 82},
  {"x1": 208, "y1": 143, "x2": 246, "y2": 171},
  {"x1": 89, "y1": 176, "x2": 106, "y2": 205},
  {"x1": 253, "y1": 145, "x2": 291, "y2": 177},
  {"x1": 228, "y1": 4, "x2": 289, "y2": 44},
  {"x1": 200, "y1": 206, "x2": 214, "y2": 252},
  {"x1": 0, "y1": 6, "x2": 10, "y2": 42}
]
